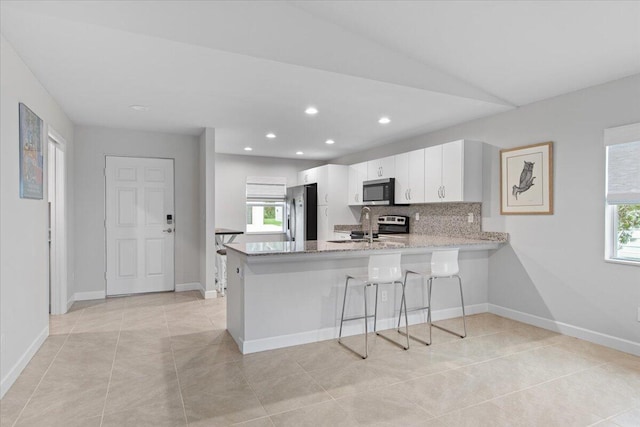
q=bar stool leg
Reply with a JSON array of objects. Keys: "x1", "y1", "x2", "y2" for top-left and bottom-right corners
[
  {"x1": 373, "y1": 283, "x2": 379, "y2": 334},
  {"x1": 338, "y1": 276, "x2": 352, "y2": 342},
  {"x1": 363, "y1": 284, "x2": 369, "y2": 359},
  {"x1": 427, "y1": 278, "x2": 433, "y2": 345},
  {"x1": 397, "y1": 271, "x2": 412, "y2": 331},
  {"x1": 457, "y1": 275, "x2": 467, "y2": 338},
  {"x1": 401, "y1": 280, "x2": 410, "y2": 350}
]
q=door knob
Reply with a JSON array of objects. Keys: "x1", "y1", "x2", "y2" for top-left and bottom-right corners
[{"x1": 163, "y1": 228, "x2": 173, "y2": 233}]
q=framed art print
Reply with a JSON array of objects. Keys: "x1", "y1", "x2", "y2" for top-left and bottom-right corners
[
  {"x1": 19, "y1": 103, "x2": 44, "y2": 200},
  {"x1": 500, "y1": 141, "x2": 553, "y2": 215}
]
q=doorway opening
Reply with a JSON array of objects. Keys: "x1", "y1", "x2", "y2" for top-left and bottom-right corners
[{"x1": 48, "y1": 129, "x2": 67, "y2": 314}]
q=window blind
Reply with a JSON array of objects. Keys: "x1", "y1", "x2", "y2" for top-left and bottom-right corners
[
  {"x1": 605, "y1": 123, "x2": 640, "y2": 204},
  {"x1": 246, "y1": 176, "x2": 287, "y2": 199}
]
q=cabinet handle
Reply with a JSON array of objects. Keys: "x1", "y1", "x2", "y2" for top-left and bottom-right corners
[
  {"x1": 442, "y1": 186, "x2": 445, "y2": 199},
  {"x1": 325, "y1": 194, "x2": 328, "y2": 203},
  {"x1": 325, "y1": 208, "x2": 328, "y2": 217},
  {"x1": 408, "y1": 188, "x2": 411, "y2": 200},
  {"x1": 404, "y1": 189, "x2": 408, "y2": 200}
]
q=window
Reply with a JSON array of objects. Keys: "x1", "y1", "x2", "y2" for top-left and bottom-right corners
[
  {"x1": 605, "y1": 123, "x2": 640, "y2": 264},
  {"x1": 246, "y1": 201, "x2": 286, "y2": 233},
  {"x1": 246, "y1": 176, "x2": 287, "y2": 234}
]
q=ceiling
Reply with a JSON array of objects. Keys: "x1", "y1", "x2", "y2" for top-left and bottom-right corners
[{"x1": 1, "y1": 1, "x2": 639, "y2": 160}]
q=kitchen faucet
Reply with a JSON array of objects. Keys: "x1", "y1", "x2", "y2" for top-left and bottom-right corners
[{"x1": 361, "y1": 206, "x2": 373, "y2": 244}]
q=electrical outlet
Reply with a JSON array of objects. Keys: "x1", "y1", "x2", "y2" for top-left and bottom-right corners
[
  {"x1": 468, "y1": 213, "x2": 474, "y2": 223},
  {"x1": 381, "y1": 291, "x2": 388, "y2": 302},
  {"x1": 415, "y1": 212, "x2": 420, "y2": 221}
]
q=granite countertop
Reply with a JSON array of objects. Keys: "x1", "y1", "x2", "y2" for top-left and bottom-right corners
[{"x1": 225, "y1": 233, "x2": 508, "y2": 257}]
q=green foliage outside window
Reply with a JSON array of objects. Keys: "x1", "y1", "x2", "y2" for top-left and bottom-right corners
[{"x1": 617, "y1": 204, "x2": 640, "y2": 246}]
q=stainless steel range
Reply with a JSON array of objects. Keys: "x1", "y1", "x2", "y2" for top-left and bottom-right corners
[{"x1": 350, "y1": 215, "x2": 410, "y2": 239}]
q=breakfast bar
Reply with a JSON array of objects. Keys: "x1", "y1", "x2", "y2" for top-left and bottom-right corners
[{"x1": 225, "y1": 233, "x2": 507, "y2": 354}]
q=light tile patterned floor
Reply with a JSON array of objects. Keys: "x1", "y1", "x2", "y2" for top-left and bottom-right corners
[{"x1": 1, "y1": 290, "x2": 639, "y2": 426}]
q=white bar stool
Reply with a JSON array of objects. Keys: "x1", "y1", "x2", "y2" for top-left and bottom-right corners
[
  {"x1": 399, "y1": 249, "x2": 467, "y2": 346},
  {"x1": 338, "y1": 253, "x2": 410, "y2": 359}
]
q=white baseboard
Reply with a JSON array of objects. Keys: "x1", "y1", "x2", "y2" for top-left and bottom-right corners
[
  {"x1": 489, "y1": 304, "x2": 640, "y2": 357},
  {"x1": 240, "y1": 303, "x2": 488, "y2": 354},
  {"x1": 67, "y1": 295, "x2": 75, "y2": 311},
  {"x1": 175, "y1": 282, "x2": 202, "y2": 292},
  {"x1": 201, "y1": 289, "x2": 218, "y2": 299},
  {"x1": 175, "y1": 282, "x2": 217, "y2": 299},
  {"x1": 1, "y1": 325, "x2": 49, "y2": 399},
  {"x1": 73, "y1": 290, "x2": 106, "y2": 301}
]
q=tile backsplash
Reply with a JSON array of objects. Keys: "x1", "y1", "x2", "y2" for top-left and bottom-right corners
[{"x1": 337, "y1": 203, "x2": 483, "y2": 237}]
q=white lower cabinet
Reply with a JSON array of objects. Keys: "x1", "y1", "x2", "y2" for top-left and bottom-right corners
[{"x1": 333, "y1": 231, "x2": 351, "y2": 240}]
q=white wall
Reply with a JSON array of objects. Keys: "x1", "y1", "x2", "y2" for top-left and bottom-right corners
[
  {"x1": 199, "y1": 128, "x2": 216, "y2": 296},
  {"x1": 332, "y1": 74, "x2": 640, "y2": 348},
  {"x1": 0, "y1": 35, "x2": 75, "y2": 397},
  {"x1": 215, "y1": 153, "x2": 321, "y2": 243},
  {"x1": 73, "y1": 126, "x2": 200, "y2": 295}
]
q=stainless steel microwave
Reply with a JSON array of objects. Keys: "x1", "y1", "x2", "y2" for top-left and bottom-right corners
[{"x1": 363, "y1": 178, "x2": 395, "y2": 205}]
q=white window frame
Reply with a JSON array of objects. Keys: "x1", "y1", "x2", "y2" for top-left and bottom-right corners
[
  {"x1": 245, "y1": 176, "x2": 287, "y2": 235},
  {"x1": 246, "y1": 200, "x2": 286, "y2": 235},
  {"x1": 604, "y1": 123, "x2": 640, "y2": 266}
]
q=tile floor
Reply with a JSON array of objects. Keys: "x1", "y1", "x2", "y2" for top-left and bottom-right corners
[{"x1": 1, "y1": 290, "x2": 639, "y2": 426}]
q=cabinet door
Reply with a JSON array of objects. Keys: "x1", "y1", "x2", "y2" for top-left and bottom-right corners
[
  {"x1": 317, "y1": 206, "x2": 330, "y2": 241},
  {"x1": 316, "y1": 166, "x2": 329, "y2": 206},
  {"x1": 367, "y1": 159, "x2": 382, "y2": 179},
  {"x1": 441, "y1": 140, "x2": 463, "y2": 201},
  {"x1": 408, "y1": 148, "x2": 425, "y2": 203},
  {"x1": 379, "y1": 156, "x2": 395, "y2": 179},
  {"x1": 394, "y1": 152, "x2": 410, "y2": 203},
  {"x1": 299, "y1": 167, "x2": 318, "y2": 185},
  {"x1": 367, "y1": 156, "x2": 395, "y2": 179},
  {"x1": 424, "y1": 145, "x2": 443, "y2": 202},
  {"x1": 348, "y1": 162, "x2": 367, "y2": 205}
]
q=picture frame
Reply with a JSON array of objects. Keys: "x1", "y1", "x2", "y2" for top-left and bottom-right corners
[
  {"x1": 19, "y1": 103, "x2": 44, "y2": 200},
  {"x1": 500, "y1": 141, "x2": 553, "y2": 215}
]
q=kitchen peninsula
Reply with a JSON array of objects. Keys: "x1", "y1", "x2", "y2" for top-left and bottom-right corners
[{"x1": 225, "y1": 233, "x2": 507, "y2": 354}]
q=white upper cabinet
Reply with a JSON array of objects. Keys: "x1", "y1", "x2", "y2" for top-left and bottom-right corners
[
  {"x1": 424, "y1": 140, "x2": 483, "y2": 203},
  {"x1": 298, "y1": 167, "x2": 318, "y2": 186},
  {"x1": 367, "y1": 156, "x2": 395, "y2": 180},
  {"x1": 348, "y1": 162, "x2": 368, "y2": 206},
  {"x1": 395, "y1": 149, "x2": 425, "y2": 204}
]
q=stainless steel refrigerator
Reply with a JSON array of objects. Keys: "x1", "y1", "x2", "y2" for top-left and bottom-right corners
[{"x1": 286, "y1": 183, "x2": 317, "y2": 242}]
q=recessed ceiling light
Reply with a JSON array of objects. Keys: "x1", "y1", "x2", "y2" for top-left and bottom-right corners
[
  {"x1": 296, "y1": 151, "x2": 304, "y2": 155},
  {"x1": 266, "y1": 133, "x2": 276, "y2": 139},
  {"x1": 305, "y1": 106, "x2": 318, "y2": 115},
  {"x1": 129, "y1": 104, "x2": 149, "y2": 112},
  {"x1": 378, "y1": 116, "x2": 391, "y2": 124},
  {"x1": 325, "y1": 139, "x2": 335, "y2": 145},
  {"x1": 244, "y1": 147, "x2": 253, "y2": 151}
]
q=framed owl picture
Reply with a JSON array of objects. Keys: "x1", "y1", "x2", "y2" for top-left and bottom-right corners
[{"x1": 500, "y1": 141, "x2": 553, "y2": 215}]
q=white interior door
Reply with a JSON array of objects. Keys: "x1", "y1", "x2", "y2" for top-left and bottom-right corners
[{"x1": 106, "y1": 156, "x2": 175, "y2": 296}]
